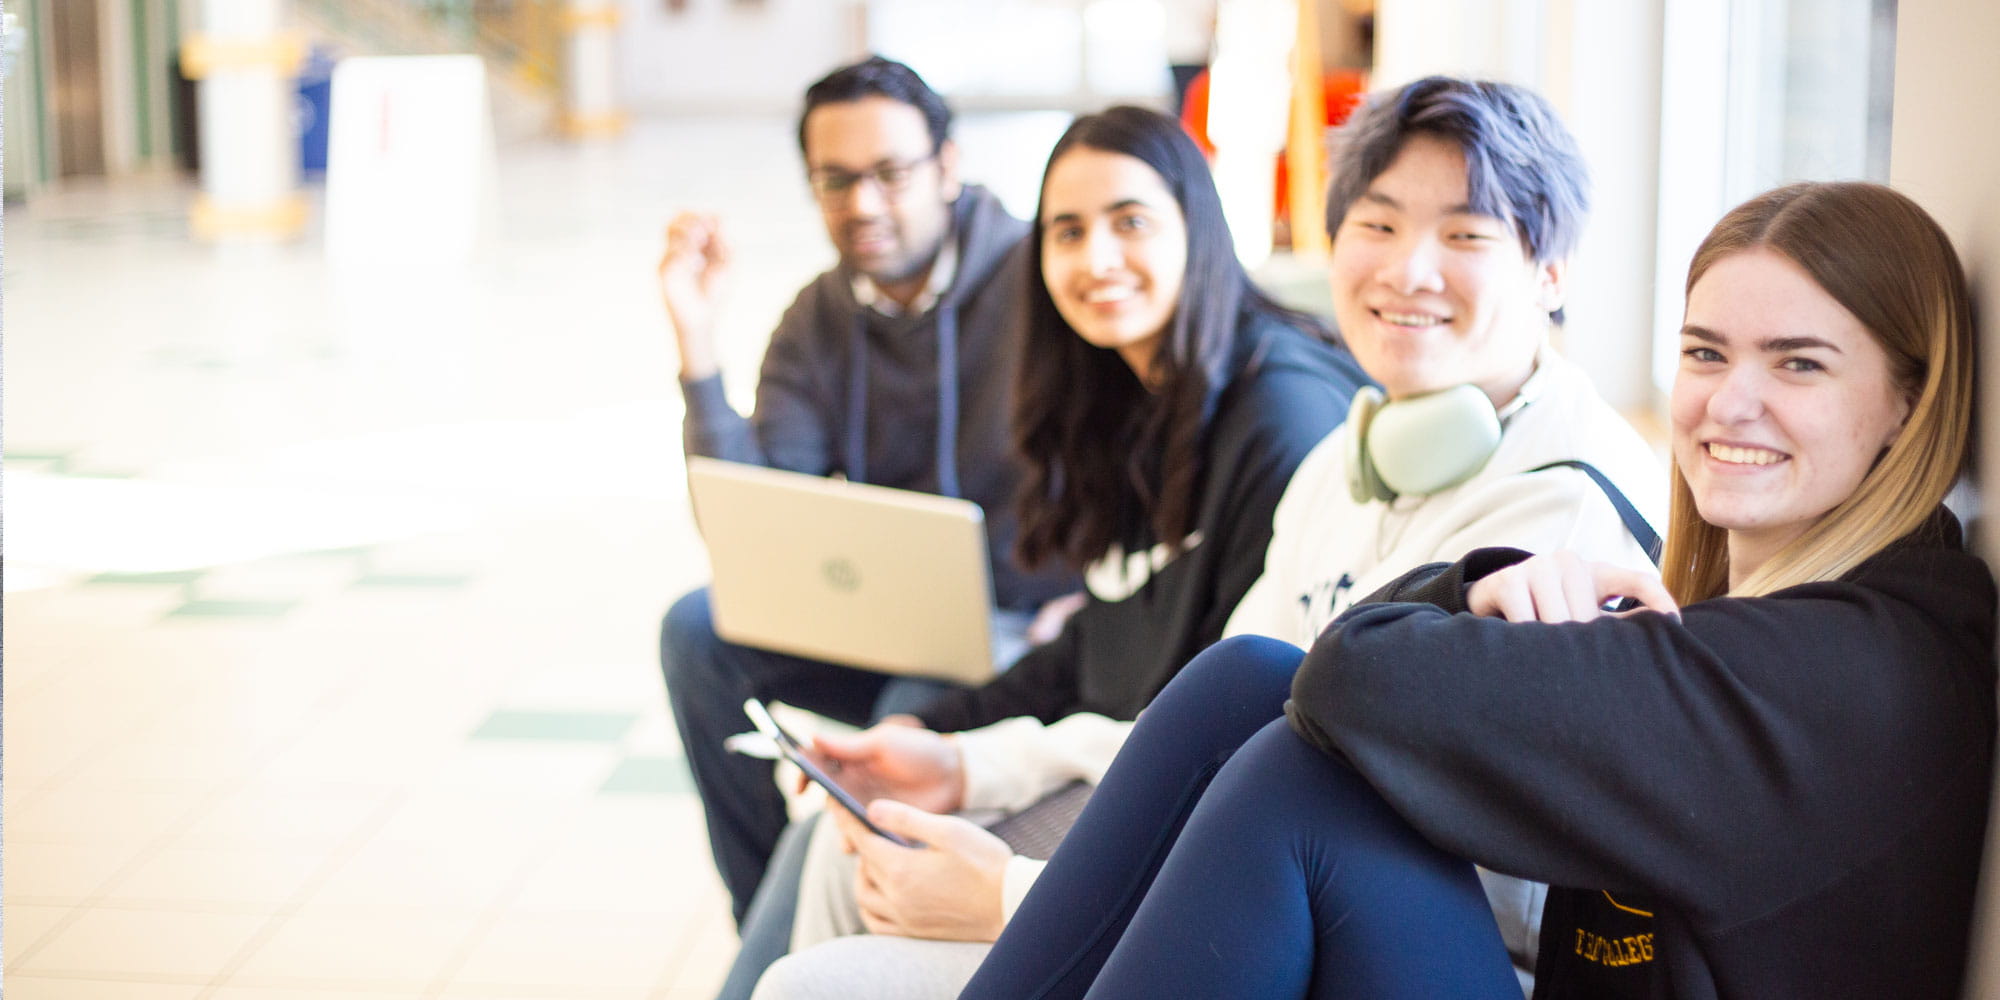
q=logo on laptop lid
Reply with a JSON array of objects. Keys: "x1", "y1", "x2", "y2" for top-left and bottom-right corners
[{"x1": 822, "y1": 557, "x2": 861, "y2": 592}]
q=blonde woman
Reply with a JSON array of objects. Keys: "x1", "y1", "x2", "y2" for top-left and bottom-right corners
[{"x1": 961, "y1": 181, "x2": 1992, "y2": 1000}]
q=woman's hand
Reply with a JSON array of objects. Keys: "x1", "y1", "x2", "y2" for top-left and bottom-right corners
[
  {"x1": 808, "y1": 722, "x2": 966, "y2": 815},
  {"x1": 1467, "y1": 552, "x2": 1680, "y2": 624},
  {"x1": 832, "y1": 801, "x2": 1012, "y2": 942}
]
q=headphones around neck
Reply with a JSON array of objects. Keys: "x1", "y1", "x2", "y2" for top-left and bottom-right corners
[{"x1": 1344, "y1": 384, "x2": 1504, "y2": 503}]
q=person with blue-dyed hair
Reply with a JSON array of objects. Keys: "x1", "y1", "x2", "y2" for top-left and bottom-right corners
[
  {"x1": 1199, "y1": 75, "x2": 1661, "y2": 993},
  {"x1": 1221, "y1": 74, "x2": 1634, "y2": 655},
  {"x1": 1323, "y1": 75, "x2": 1590, "y2": 278}
]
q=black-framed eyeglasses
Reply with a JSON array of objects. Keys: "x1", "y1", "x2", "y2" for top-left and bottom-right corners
[{"x1": 806, "y1": 154, "x2": 937, "y2": 202}]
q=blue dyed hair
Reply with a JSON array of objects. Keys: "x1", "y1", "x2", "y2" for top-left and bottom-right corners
[
  {"x1": 797, "y1": 56, "x2": 952, "y2": 158},
  {"x1": 1325, "y1": 76, "x2": 1590, "y2": 270}
]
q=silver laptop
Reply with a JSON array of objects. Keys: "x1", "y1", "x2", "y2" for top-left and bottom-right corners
[{"x1": 686, "y1": 456, "x2": 1000, "y2": 684}]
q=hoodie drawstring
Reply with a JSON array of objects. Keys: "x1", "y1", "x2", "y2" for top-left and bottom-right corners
[
  {"x1": 844, "y1": 315, "x2": 870, "y2": 487},
  {"x1": 842, "y1": 305, "x2": 962, "y2": 499},
  {"x1": 934, "y1": 304, "x2": 961, "y2": 498}
]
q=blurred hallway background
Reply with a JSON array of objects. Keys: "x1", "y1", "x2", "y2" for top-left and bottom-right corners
[
  {"x1": 8, "y1": 0, "x2": 2000, "y2": 997},
  {"x1": 4, "y1": 114, "x2": 804, "y2": 998}
]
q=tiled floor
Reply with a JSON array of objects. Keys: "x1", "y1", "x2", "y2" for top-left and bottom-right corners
[{"x1": 5, "y1": 109, "x2": 1079, "y2": 999}]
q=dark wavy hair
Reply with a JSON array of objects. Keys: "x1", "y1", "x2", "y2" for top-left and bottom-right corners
[
  {"x1": 1013, "y1": 105, "x2": 1333, "y2": 571},
  {"x1": 1326, "y1": 76, "x2": 1590, "y2": 322},
  {"x1": 796, "y1": 56, "x2": 952, "y2": 158}
]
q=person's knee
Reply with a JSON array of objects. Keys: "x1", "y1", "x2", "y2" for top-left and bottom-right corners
[
  {"x1": 661, "y1": 587, "x2": 722, "y2": 686},
  {"x1": 750, "y1": 948, "x2": 841, "y2": 1000},
  {"x1": 1221, "y1": 720, "x2": 1379, "y2": 819},
  {"x1": 754, "y1": 938, "x2": 991, "y2": 1000},
  {"x1": 1159, "y1": 634, "x2": 1303, "y2": 721},
  {"x1": 1190, "y1": 634, "x2": 1305, "y2": 686}
]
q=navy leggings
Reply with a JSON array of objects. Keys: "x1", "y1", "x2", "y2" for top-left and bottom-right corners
[{"x1": 960, "y1": 636, "x2": 1520, "y2": 1000}]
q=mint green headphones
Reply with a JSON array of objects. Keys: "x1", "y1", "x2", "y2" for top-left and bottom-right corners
[{"x1": 1343, "y1": 384, "x2": 1504, "y2": 503}]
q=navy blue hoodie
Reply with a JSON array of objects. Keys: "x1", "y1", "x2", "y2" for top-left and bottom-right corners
[{"x1": 679, "y1": 185, "x2": 1073, "y2": 610}]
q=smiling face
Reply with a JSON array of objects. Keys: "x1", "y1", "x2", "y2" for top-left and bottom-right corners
[
  {"x1": 1038, "y1": 146, "x2": 1189, "y2": 378},
  {"x1": 802, "y1": 96, "x2": 961, "y2": 297},
  {"x1": 1672, "y1": 248, "x2": 1912, "y2": 582},
  {"x1": 1327, "y1": 134, "x2": 1565, "y2": 406}
]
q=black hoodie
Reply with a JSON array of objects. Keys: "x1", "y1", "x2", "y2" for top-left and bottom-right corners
[
  {"x1": 1287, "y1": 508, "x2": 1996, "y2": 999},
  {"x1": 918, "y1": 317, "x2": 1367, "y2": 731}
]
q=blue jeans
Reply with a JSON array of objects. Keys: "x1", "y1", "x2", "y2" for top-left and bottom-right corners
[
  {"x1": 660, "y1": 587, "x2": 953, "y2": 925},
  {"x1": 961, "y1": 636, "x2": 1519, "y2": 1000}
]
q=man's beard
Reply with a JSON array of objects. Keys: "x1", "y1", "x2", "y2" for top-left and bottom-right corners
[{"x1": 842, "y1": 225, "x2": 945, "y2": 287}]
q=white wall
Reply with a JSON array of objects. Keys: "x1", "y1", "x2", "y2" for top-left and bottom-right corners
[
  {"x1": 616, "y1": 0, "x2": 1170, "y2": 118},
  {"x1": 1372, "y1": 0, "x2": 1544, "y2": 88},
  {"x1": 1539, "y1": 0, "x2": 1662, "y2": 415},
  {"x1": 618, "y1": 0, "x2": 864, "y2": 115},
  {"x1": 1888, "y1": 3, "x2": 2000, "y2": 997}
]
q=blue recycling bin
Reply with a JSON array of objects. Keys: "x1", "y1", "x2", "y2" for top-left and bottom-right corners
[{"x1": 297, "y1": 47, "x2": 336, "y2": 174}]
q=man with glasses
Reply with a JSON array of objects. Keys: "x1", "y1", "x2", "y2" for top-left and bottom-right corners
[{"x1": 656, "y1": 56, "x2": 1076, "y2": 964}]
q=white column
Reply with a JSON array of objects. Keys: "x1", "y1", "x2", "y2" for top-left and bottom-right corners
[
  {"x1": 181, "y1": 0, "x2": 304, "y2": 240},
  {"x1": 1207, "y1": 0, "x2": 1294, "y2": 269},
  {"x1": 560, "y1": 2, "x2": 625, "y2": 139},
  {"x1": 1537, "y1": 0, "x2": 1663, "y2": 413},
  {"x1": 1649, "y1": 0, "x2": 1730, "y2": 397}
]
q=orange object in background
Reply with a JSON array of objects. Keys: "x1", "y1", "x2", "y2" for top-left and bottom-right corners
[
  {"x1": 1177, "y1": 67, "x2": 1368, "y2": 231},
  {"x1": 1179, "y1": 68, "x2": 1219, "y2": 156}
]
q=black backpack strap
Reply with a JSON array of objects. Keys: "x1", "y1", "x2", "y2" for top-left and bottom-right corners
[{"x1": 1530, "y1": 460, "x2": 1663, "y2": 567}]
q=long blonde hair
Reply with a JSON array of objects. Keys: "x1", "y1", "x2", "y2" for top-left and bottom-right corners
[{"x1": 1660, "y1": 182, "x2": 1975, "y2": 603}]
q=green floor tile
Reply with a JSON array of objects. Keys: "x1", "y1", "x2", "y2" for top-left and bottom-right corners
[
  {"x1": 166, "y1": 598, "x2": 300, "y2": 619},
  {"x1": 90, "y1": 569, "x2": 208, "y2": 585},
  {"x1": 470, "y1": 710, "x2": 639, "y2": 743},
  {"x1": 4, "y1": 452, "x2": 134, "y2": 478},
  {"x1": 599, "y1": 755, "x2": 695, "y2": 796},
  {"x1": 4, "y1": 451, "x2": 74, "y2": 472}
]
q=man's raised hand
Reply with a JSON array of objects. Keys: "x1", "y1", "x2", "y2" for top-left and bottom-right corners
[{"x1": 658, "y1": 211, "x2": 731, "y2": 379}]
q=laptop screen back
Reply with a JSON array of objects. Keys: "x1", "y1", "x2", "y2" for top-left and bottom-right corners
[{"x1": 686, "y1": 457, "x2": 997, "y2": 684}]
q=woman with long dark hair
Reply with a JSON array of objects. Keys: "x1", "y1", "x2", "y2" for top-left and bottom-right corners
[
  {"x1": 738, "y1": 105, "x2": 1365, "y2": 997},
  {"x1": 962, "y1": 181, "x2": 1992, "y2": 1000},
  {"x1": 918, "y1": 105, "x2": 1364, "y2": 808}
]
